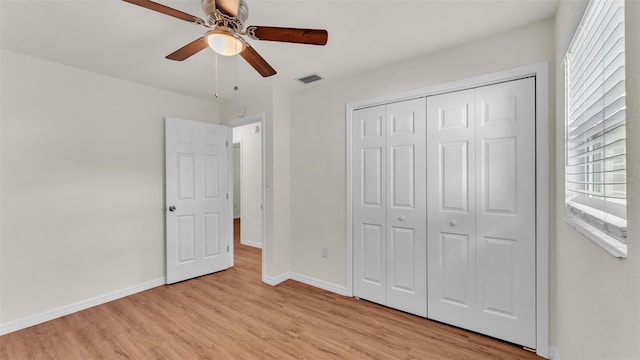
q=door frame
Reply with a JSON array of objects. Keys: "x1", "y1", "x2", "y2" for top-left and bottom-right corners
[
  {"x1": 233, "y1": 142, "x2": 242, "y2": 220},
  {"x1": 345, "y1": 62, "x2": 549, "y2": 358},
  {"x1": 224, "y1": 113, "x2": 266, "y2": 278}
]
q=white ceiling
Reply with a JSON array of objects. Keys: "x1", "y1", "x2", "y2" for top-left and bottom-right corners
[{"x1": 0, "y1": 0, "x2": 558, "y2": 102}]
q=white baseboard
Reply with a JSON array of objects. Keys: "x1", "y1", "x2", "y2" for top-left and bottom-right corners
[
  {"x1": 261, "y1": 272, "x2": 347, "y2": 297},
  {"x1": 289, "y1": 272, "x2": 348, "y2": 296},
  {"x1": 262, "y1": 272, "x2": 291, "y2": 286},
  {"x1": 548, "y1": 347, "x2": 560, "y2": 360},
  {"x1": 0, "y1": 277, "x2": 165, "y2": 336},
  {"x1": 240, "y1": 239, "x2": 262, "y2": 249}
]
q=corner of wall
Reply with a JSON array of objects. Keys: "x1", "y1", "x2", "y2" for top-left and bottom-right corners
[
  {"x1": 270, "y1": 88, "x2": 292, "y2": 276},
  {"x1": 217, "y1": 89, "x2": 293, "y2": 281}
]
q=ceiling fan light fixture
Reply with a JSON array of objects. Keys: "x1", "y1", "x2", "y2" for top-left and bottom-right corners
[{"x1": 205, "y1": 29, "x2": 246, "y2": 56}]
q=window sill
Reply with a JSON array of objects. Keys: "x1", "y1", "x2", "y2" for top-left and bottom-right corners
[{"x1": 565, "y1": 218, "x2": 627, "y2": 258}]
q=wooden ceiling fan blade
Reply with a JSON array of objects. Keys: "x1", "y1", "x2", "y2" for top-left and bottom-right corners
[
  {"x1": 122, "y1": 0, "x2": 205, "y2": 24},
  {"x1": 239, "y1": 45, "x2": 277, "y2": 77},
  {"x1": 214, "y1": 0, "x2": 239, "y2": 17},
  {"x1": 166, "y1": 38, "x2": 209, "y2": 61},
  {"x1": 246, "y1": 26, "x2": 328, "y2": 45}
]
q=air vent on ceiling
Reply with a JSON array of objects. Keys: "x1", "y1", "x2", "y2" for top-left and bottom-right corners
[{"x1": 297, "y1": 74, "x2": 323, "y2": 84}]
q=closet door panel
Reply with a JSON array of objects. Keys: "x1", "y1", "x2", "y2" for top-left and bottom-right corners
[
  {"x1": 390, "y1": 145, "x2": 415, "y2": 208},
  {"x1": 440, "y1": 141, "x2": 470, "y2": 212},
  {"x1": 389, "y1": 226, "x2": 416, "y2": 291},
  {"x1": 362, "y1": 148, "x2": 383, "y2": 206},
  {"x1": 361, "y1": 224, "x2": 384, "y2": 285},
  {"x1": 427, "y1": 89, "x2": 477, "y2": 329},
  {"x1": 353, "y1": 105, "x2": 387, "y2": 305},
  {"x1": 475, "y1": 78, "x2": 536, "y2": 348},
  {"x1": 386, "y1": 98, "x2": 427, "y2": 317}
]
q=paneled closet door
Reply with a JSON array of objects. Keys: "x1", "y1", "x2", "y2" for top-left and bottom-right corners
[
  {"x1": 386, "y1": 99, "x2": 427, "y2": 317},
  {"x1": 353, "y1": 105, "x2": 387, "y2": 305},
  {"x1": 353, "y1": 99, "x2": 427, "y2": 317},
  {"x1": 426, "y1": 89, "x2": 477, "y2": 329},
  {"x1": 474, "y1": 78, "x2": 536, "y2": 348},
  {"x1": 426, "y1": 78, "x2": 536, "y2": 348}
]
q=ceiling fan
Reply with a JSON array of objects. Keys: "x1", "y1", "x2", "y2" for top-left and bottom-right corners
[{"x1": 123, "y1": 0, "x2": 328, "y2": 77}]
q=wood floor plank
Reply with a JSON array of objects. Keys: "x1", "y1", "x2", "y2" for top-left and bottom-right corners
[{"x1": 0, "y1": 219, "x2": 540, "y2": 359}]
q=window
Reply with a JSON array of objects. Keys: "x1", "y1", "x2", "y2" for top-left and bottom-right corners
[{"x1": 564, "y1": 0, "x2": 627, "y2": 257}]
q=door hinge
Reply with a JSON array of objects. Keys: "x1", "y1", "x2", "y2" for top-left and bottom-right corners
[
  {"x1": 227, "y1": 245, "x2": 229, "y2": 252},
  {"x1": 226, "y1": 193, "x2": 229, "y2": 200},
  {"x1": 226, "y1": 140, "x2": 229, "y2": 147}
]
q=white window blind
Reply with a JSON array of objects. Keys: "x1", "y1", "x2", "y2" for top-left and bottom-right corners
[{"x1": 565, "y1": 0, "x2": 626, "y2": 244}]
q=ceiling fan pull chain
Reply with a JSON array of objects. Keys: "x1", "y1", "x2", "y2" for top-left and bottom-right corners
[
  {"x1": 234, "y1": 42, "x2": 239, "y2": 91},
  {"x1": 214, "y1": 52, "x2": 219, "y2": 98}
]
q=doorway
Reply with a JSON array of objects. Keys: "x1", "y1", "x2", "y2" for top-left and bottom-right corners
[
  {"x1": 232, "y1": 123, "x2": 263, "y2": 249},
  {"x1": 225, "y1": 114, "x2": 266, "y2": 278}
]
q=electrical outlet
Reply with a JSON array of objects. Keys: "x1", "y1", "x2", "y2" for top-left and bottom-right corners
[{"x1": 321, "y1": 246, "x2": 329, "y2": 258}]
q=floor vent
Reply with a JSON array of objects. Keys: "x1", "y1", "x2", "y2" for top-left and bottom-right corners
[{"x1": 297, "y1": 74, "x2": 323, "y2": 84}]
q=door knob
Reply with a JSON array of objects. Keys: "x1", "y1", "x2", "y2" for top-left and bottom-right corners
[
  {"x1": 450, "y1": 219, "x2": 458, "y2": 226},
  {"x1": 169, "y1": 206, "x2": 176, "y2": 212},
  {"x1": 398, "y1": 215, "x2": 406, "y2": 221}
]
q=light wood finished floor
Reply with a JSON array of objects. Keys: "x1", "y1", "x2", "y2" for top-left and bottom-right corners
[{"x1": 1, "y1": 219, "x2": 540, "y2": 359}]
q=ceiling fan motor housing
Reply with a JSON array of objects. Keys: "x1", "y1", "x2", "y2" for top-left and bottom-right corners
[{"x1": 201, "y1": 0, "x2": 248, "y2": 30}]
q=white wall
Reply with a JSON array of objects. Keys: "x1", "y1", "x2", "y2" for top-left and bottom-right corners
[
  {"x1": 552, "y1": 1, "x2": 640, "y2": 359},
  {"x1": 288, "y1": 19, "x2": 555, "y2": 288},
  {"x1": 233, "y1": 123, "x2": 263, "y2": 248},
  {"x1": 0, "y1": 50, "x2": 219, "y2": 330}
]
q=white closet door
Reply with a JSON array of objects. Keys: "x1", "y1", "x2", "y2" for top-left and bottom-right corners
[
  {"x1": 426, "y1": 89, "x2": 477, "y2": 329},
  {"x1": 386, "y1": 99, "x2": 427, "y2": 317},
  {"x1": 353, "y1": 105, "x2": 387, "y2": 305},
  {"x1": 353, "y1": 99, "x2": 427, "y2": 317},
  {"x1": 426, "y1": 77, "x2": 536, "y2": 348},
  {"x1": 475, "y1": 78, "x2": 536, "y2": 348}
]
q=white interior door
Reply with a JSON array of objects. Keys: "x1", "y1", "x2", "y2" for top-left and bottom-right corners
[
  {"x1": 353, "y1": 99, "x2": 427, "y2": 317},
  {"x1": 165, "y1": 118, "x2": 231, "y2": 284},
  {"x1": 426, "y1": 78, "x2": 536, "y2": 347}
]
